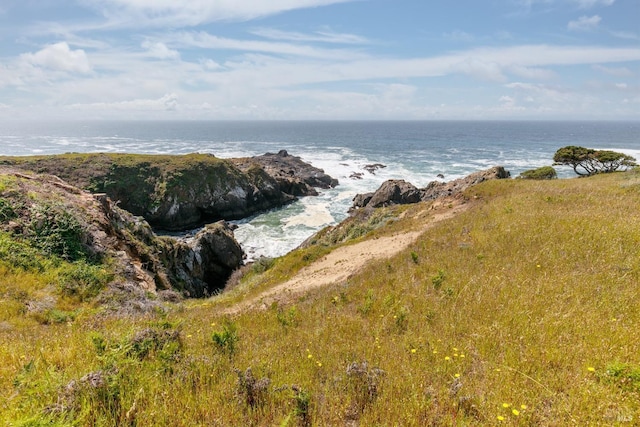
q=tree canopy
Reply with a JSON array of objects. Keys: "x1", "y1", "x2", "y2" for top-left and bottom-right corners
[{"x1": 553, "y1": 146, "x2": 637, "y2": 176}]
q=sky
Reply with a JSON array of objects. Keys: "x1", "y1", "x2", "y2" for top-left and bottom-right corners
[{"x1": 0, "y1": 0, "x2": 639, "y2": 120}]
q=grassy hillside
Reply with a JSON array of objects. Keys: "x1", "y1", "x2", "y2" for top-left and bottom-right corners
[{"x1": 1, "y1": 170, "x2": 639, "y2": 426}]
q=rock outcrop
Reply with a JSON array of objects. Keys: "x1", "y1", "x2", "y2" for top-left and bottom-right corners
[
  {"x1": 232, "y1": 150, "x2": 338, "y2": 197},
  {"x1": 0, "y1": 152, "x2": 337, "y2": 231},
  {"x1": 352, "y1": 166, "x2": 511, "y2": 209},
  {"x1": 160, "y1": 222, "x2": 245, "y2": 297},
  {"x1": 0, "y1": 166, "x2": 244, "y2": 299}
]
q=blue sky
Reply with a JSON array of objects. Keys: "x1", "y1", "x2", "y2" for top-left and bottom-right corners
[{"x1": 0, "y1": 0, "x2": 639, "y2": 120}]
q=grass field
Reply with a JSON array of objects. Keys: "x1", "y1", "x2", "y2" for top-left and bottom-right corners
[{"x1": 1, "y1": 169, "x2": 639, "y2": 426}]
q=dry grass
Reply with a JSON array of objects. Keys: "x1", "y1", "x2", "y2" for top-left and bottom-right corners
[{"x1": 1, "y1": 170, "x2": 639, "y2": 425}]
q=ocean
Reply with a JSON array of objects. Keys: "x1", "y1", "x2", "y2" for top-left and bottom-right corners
[{"x1": 1, "y1": 120, "x2": 638, "y2": 259}]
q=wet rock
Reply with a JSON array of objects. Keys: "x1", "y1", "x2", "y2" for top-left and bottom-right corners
[{"x1": 363, "y1": 163, "x2": 387, "y2": 174}]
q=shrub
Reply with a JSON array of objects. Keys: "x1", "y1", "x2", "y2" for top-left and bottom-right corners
[
  {"x1": 0, "y1": 197, "x2": 16, "y2": 222},
  {"x1": 252, "y1": 256, "x2": 275, "y2": 274},
  {"x1": 59, "y1": 261, "x2": 113, "y2": 301},
  {"x1": 432, "y1": 269, "x2": 446, "y2": 290},
  {"x1": 606, "y1": 362, "x2": 640, "y2": 392},
  {"x1": 234, "y1": 367, "x2": 271, "y2": 410},
  {"x1": 212, "y1": 319, "x2": 239, "y2": 356},
  {"x1": 519, "y1": 166, "x2": 557, "y2": 180},
  {"x1": 127, "y1": 325, "x2": 183, "y2": 362},
  {"x1": 276, "y1": 306, "x2": 298, "y2": 328},
  {"x1": 345, "y1": 361, "x2": 385, "y2": 418},
  {"x1": 291, "y1": 385, "x2": 311, "y2": 426},
  {"x1": 27, "y1": 203, "x2": 87, "y2": 261}
]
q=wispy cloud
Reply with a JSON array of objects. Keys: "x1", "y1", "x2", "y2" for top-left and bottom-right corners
[
  {"x1": 572, "y1": 0, "x2": 615, "y2": 9},
  {"x1": 165, "y1": 31, "x2": 369, "y2": 60},
  {"x1": 610, "y1": 30, "x2": 640, "y2": 41},
  {"x1": 141, "y1": 41, "x2": 180, "y2": 60},
  {"x1": 592, "y1": 64, "x2": 634, "y2": 77},
  {"x1": 443, "y1": 30, "x2": 475, "y2": 42},
  {"x1": 81, "y1": 0, "x2": 357, "y2": 28},
  {"x1": 250, "y1": 28, "x2": 369, "y2": 44},
  {"x1": 567, "y1": 15, "x2": 601, "y2": 31},
  {"x1": 68, "y1": 93, "x2": 179, "y2": 111}
]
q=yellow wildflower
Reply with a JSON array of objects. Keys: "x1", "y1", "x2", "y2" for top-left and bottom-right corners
[{"x1": 512, "y1": 409, "x2": 520, "y2": 416}]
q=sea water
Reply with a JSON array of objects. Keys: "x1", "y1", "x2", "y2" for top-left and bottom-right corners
[{"x1": 1, "y1": 120, "x2": 638, "y2": 259}]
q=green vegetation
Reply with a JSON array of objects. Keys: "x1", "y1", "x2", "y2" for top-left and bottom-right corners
[
  {"x1": 1, "y1": 169, "x2": 640, "y2": 425},
  {"x1": 0, "y1": 153, "x2": 244, "y2": 229},
  {"x1": 519, "y1": 165, "x2": 557, "y2": 180},
  {"x1": 554, "y1": 145, "x2": 637, "y2": 176}
]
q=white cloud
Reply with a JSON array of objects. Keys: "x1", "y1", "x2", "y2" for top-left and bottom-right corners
[
  {"x1": 610, "y1": 31, "x2": 640, "y2": 41},
  {"x1": 568, "y1": 15, "x2": 601, "y2": 31},
  {"x1": 141, "y1": 41, "x2": 180, "y2": 60},
  {"x1": 443, "y1": 30, "x2": 475, "y2": 42},
  {"x1": 168, "y1": 31, "x2": 368, "y2": 60},
  {"x1": 251, "y1": 28, "x2": 368, "y2": 44},
  {"x1": 592, "y1": 64, "x2": 634, "y2": 77},
  {"x1": 202, "y1": 59, "x2": 223, "y2": 70},
  {"x1": 19, "y1": 42, "x2": 91, "y2": 73},
  {"x1": 68, "y1": 93, "x2": 178, "y2": 111},
  {"x1": 452, "y1": 58, "x2": 507, "y2": 82},
  {"x1": 614, "y1": 83, "x2": 627, "y2": 89},
  {"x1": 572, "y1": 0, "x2": 615, "y2": 8},
  {"x1": 83, "y1": 0, "x2": 356, "y2": 28},
  {"x1": 508, "y1": 65, "x2": 556, "y2": 80},
  {"x1": 519, "y1": 0, "x2": 614, "y2": 9}
]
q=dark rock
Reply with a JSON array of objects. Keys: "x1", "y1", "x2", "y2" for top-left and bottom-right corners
[
  {"x1": 420, "y1": 166, "x2": 510, "y2": 201},
  {"x1": 363, "y1": 163, "x2": 387, "y2": 174},
  {"x1": 234, "y1": 150, "x2": 338, "y2": 197},
  {"x1": 161, "y1": 221, "x2": 244, "y2": 297},
  {"x1": 350, "y1": 172, "x2": 364, "y2": 180},
  {"x1": 352, "y1": 192, "x2": 374, "y2": 208},
  {"x1": 352, "y1": 166, "x2": 510, "y2": 210},
  {"x1": 365, "y1": 180, "x2": 422, "y2": 208}
]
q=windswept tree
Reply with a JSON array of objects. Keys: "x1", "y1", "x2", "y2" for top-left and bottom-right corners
[{"x1": 553, "y1": 146, "x2": 637, "y2": 176}]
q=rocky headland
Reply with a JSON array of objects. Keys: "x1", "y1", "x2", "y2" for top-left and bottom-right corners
[
  {"x1": 0, "y1": 151, "x2": 336, "y2": 231},
  {"x1": 0, "y1": 151, "x2": 337, "y2": 299}
]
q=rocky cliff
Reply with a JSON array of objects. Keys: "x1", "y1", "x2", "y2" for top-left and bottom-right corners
[
  {"x1": 0, "y1": 166, "x2": 244, "y2": 300},
  {"x1": 0, "y1": 152, "x2": 338, "y2": 231}
]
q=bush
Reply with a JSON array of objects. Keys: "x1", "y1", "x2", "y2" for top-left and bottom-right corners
[
  {"x1": 519, "y1": 166, "x2": 557, "y2": 180},
  {"x1": 0, "y1": 197, "x2": 16, "y2": 222},
  {"x1": 235, "y1": 367, "x2": 271, "y2": 410},
  {"x1": 59, "y1": 261, "x2": 113, "y2": 301},
  {"x1": 27, "y1": 203, "x2": 87, "y2": 261},
  {"x1": 212, "y1": 319, "x2": 239, "y2": 356}
]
